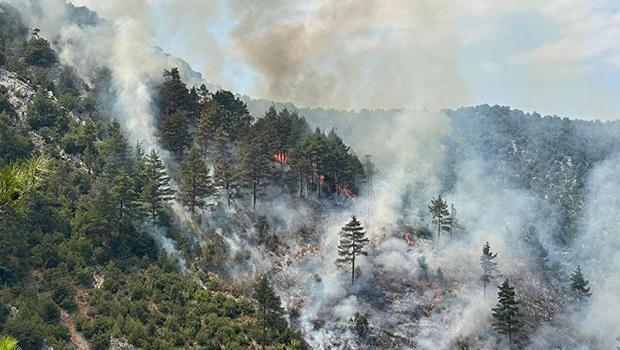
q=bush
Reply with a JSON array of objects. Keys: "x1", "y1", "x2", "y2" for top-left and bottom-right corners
[
  {"x1": 75, "y1": 268, "x2": 93, "y2": 288},
  {"x1": 40, "y1": 298, "x2": 60, "y2": 322},
  {"x1": 202, "y1": 233, "x2": 228, "y2": 270},
  {"x1": 57, "y1": 66, "x2": 81, "y2": 97},
  {"x1": 0, "y1": 86, "x2": 13, "y2": 116},
  {"x1": 0, "y1": 113, "x2": 33, "y2": 162},
  {"x1": 27, "y1": 91, "x2": 65, "y2": 131},
  {"x1": 74, "y1": 314, "x2": 91, "y2": 333},
  {"x1": 24, "y1": 38, "x2": 57, "y2": 67},
  {"x1": 351, "y1": 312, "x2": 369, "y2": 338}
]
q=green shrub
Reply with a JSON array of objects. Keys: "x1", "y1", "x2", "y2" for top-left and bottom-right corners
[
  {"x1": 75, "y1": 268, "x2": 93, "y2": 288},
  {"x1": 24, "y1": 38, "x2": 56, "y2": 67},
  {"x1": 27, "y1": 91, "x2": 65, "y2": 131}
]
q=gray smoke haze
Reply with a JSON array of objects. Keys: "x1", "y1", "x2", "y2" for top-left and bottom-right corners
[
  {"x1": 67, "y1": 0, "x2": 620, "y2": 119},
  {"x1": 571, "y1": 155, "x2": 620, "y2": 347},
  {"x1": 229, "y1": 0, "x2": 467, "y2": 111}
]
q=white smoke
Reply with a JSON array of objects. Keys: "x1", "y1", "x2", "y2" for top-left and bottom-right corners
[{"x1": 570, "y1": 155, "x2": 620, "y2": 347}]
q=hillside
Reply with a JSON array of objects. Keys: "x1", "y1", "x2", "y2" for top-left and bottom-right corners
[{"x1": 1, "y1": 1, "x2": 620, "y2": 350}]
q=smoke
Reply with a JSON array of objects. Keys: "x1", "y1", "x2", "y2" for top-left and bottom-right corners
[
  {"x1": 142, "y1": 222, "x2": 188, "y2": 273},
  {"x1": 570, "y1": 154, "x2": 620, "y2": 347},
  {"x1": 228, "y1": 0, "x2": 467, "y2": 111}
]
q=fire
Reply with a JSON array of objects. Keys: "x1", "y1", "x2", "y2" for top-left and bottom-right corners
[
  {"x1": 273, "y1": 152, "x2": 288, "y2": 164},
  {"x1": 404, "y1": 232, "x2": 416, "y2": 246},
  {"x1": 312, "y1": 172, "x2": 355, "y2": 201},
  {"x1": 336, "y1": 184, "x2": 355, "y2": 200}
]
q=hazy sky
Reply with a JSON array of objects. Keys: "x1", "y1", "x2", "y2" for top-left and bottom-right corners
[{"x1": 73, "y1": 0, "x2": 620, "y2": 120}]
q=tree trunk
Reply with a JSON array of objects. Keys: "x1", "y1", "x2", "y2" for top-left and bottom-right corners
[
  {"x1": 118, "y1": 199, "x2": 124, "y2": 231},
  {"x1": 191, "y1": 177, "x2": 196, "y2": 213},
  {"x1": 351, "y1": 255, "x2": 355, "y2": 285},
  {"x1": 253, "y1": 178, "x2": 257, "y2": 208},
  {"x1": 317, "y1": 163, "x2": 321, "y2": 200},
  {"x1": 261, "y1": 304, "x2": 266, "y2": 350},
  {"x1": 119, "y1": 199, "x2": 124, "y2": 221},
  {"x1": 226, "y1": 182, "x2": 231, "y2": 207}
]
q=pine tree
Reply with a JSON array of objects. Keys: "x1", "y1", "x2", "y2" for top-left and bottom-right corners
[
  {"x1": 210, "y1": 126, "x2": 237, "y2": 207},
  {"x1": 480, "y1": 241, "x2": 500, "y2": 297},
  {"x1": 492, "y1": 279, "x2": 522, "y2": 347},
  {"x1": 82, "y1": 121, "x2": 100, "y2": 175},
  {"x1": 139, "y1": 150, "x2": 174, "y2": 221},
  {"x1": 195, "y1": 100, "x2": 223, "y2": 156},
  {"x1": 570, "y1": 265, "x2": 592, "y2": 304},
  {"x1": 239, "y1": 130, "x2": 270, "y2": 208},
  {"x1": 212, "y1": 90, "x2": 252, "y2": 140},
  {"x1": 134, "y1": 141, "x2": 147, "y2": 194},
  {"x1": 289, "y1": 142, "x2": 310, "y2": 198},
  {"x1": 178, "y1": 147, "x2": 214, "y2": 213},
  {"x1": 213, "y1": 157, "x2": 236, "y2": 207},
  {"x1": 255, "y1": 215, "x2": 270, "y2": 244},
  {"x1": 336, "y1": 216, "x2": 370, "y2": 285},
  {"x1": 158, "y1": 111, "x2": 191, "y2": 159},
  {"x1": 102, "y1": 120, "x2": 132, "y2": 178},
  {"x1": 157, "y1": 67, "x2": 194, "y2": 117},
  {"x1": 110, "y1": 171, "x2": 139, "y2": 225},
  {"x1": 428, "y1": 194, "x2": 450, "y2": 242},
  {"x1": 253, "y1": 275, "x2": 286, "y2": 350}
]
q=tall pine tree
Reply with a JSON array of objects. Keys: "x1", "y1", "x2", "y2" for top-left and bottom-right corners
[
  {"x1": 336, "y1": 216, "x2": 370, "y2": 285},
  {"x1": 480, "y1": 241, "x2": 500, "y2": 297},
  {"x1": 429, "y1": 194, "x2": 450, "y2": 242},
  {"x1": 211, "y1": 126, "x2": 237, "y2": 207},
  {"x1": 178, "y1": 147, "x2": 214, "y2": 213},
  {"x1": 102, "y1": 120, "x2": 132, "y2": 178},
  {"x1": 110, "y1": 171, "x2": 139, "y2": 225},
  {"x1": 139, "y1": 150, "x2": 174, "y2": 221},
  {"x1": 492, "y1": 279, "x2": 522, "y2": 347},
  {"x1": 158, "y1": 111, "x2": 191, "y2": 159},
  {"x1": 240, "y1": 129, "x2": 270, "y2": 208},
  {"x1": 157, "y1": 67, "x2": 194, "y2": 118},
  {"x1": 253, "y1": 275, "x2": 286, "y2": 350},
  {"x1": 195, "y1": 100, "x2": 223, "y2": 156}
]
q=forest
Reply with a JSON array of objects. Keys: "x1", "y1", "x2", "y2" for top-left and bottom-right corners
[{"x1": 1, "y1": 1, "x2": 620, "y2": 350}]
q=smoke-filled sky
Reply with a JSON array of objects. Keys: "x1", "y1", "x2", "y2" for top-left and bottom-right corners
[{"x1": 72, "y1": 0, "x2": 620, "y2": 120}]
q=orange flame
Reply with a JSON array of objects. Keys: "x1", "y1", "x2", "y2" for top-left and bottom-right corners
[
  {"x1": 273, "y1": 152, "x2": 288, "y2": 164},
  {"x1": 312, "y1": 171, "x2": 355, "y2": 201},
  {"x1": 336, "y1": 184, "x2": 355, "y2": 200}
]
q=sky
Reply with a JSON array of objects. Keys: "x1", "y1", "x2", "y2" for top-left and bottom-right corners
[{"x1": 72, "y1": 0, "x2": 620, "y2": 120}]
